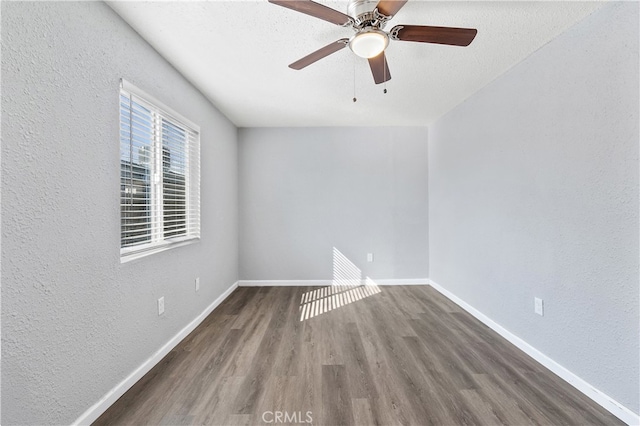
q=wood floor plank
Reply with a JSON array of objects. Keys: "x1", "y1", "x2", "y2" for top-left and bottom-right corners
[
  {"x1": 346, "y1": 290, "x2": 410, "y2": 425},
  {"x1": 224, "y1": 289, "x2": 278, "y2": 377},
  {"x1": 401, "y1": 334, "x2": 480, "y2": 425},
  {"x1": 300, "y1": 341, "x2": 323, "y2": 425},
  {"x1": 471, "y1": 373, "x2": 558, "y2": 426},
  {"x1": 460, "y1": 387, "x2": 510, "y2": 425},
  {"x1": 159, "y1": 414, "x2": 194, "y2": 425},
  {"x1": 256, "y1": 375, "x2": 315, "y2": 425},
  {"x1": 254, "y1": 375, "x2": 289, "y2": 424},
  {"x1": 170, "y1": 328, "x2": 244, "y2": 419},
  {"x1": 230, "y1": 287, "x2": 270, "y2": 330},
  {"x1": 408, "y1": 315, "x2": 479, "y2": 391},
  {"x1": 95, "y1": 285, "x2": 624, "y2": 426},
  {"x1": 272, "y1": 287, "x2": 305, "y2": 377},
  {"x1": 221, "y1": 286, "x2": 256, "y2": 315},
  {"x1": 384, "y1": 285, "x2": 427, "y2": 319},
  {"x1": 351, "y1": 398, "x2": 375, "y2": 426},
  {"x1": 234, "y1": 287, "x2": 293, "y2": 414},
  {"x1": 339, "y1": 322, "x2": 379, "y2": 399},
  {"x1": 321, "y1": 365, "x2": 354, "y2": 426},
  {"x1": 317, "y1": 287, "x2": 348, "y2": 366},
  {"x1": 463, "y1": 339, "x2": 578, "y2": 425},
  {"x1": 418, "y1": 285, "x2": 465, "y2": 313},
  {"x1": 352, "y1": 293, "x2": 444, "y2": 425},
  {"x1": 192, "y1": 376, "x2": 246, "y2": 425},
  {"x1": 520, "y1": 370, "x2": 618, "y2": 425},
  {"x1": 225, "y1": 414, "x2": 253, "y2": 426},
  {"x1": 367, "y1": 286, "x2": 418, "y2": 338}
]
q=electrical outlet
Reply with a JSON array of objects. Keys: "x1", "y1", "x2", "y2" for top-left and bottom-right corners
[
  {"x1": 195, "y1": 277, "x2": 200, "y2": 292},
  {"x1": 158, "y1": 296, "x2": 165, "y2": 316},
  {"x1": 367, "y1": 253, "x2": 374, "y2": 262},
  {"x1": 534, "y1": 297, "x2": 544, "y2": 316}
]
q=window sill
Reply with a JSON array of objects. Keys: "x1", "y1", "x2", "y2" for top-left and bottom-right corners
[{"x1": 120, "y1": 237, "x2": 200, "y2": 264}]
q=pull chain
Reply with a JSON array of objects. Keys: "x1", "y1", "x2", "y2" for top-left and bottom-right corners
[
  {"x1": 383, "y1": 54, "x2": 388, "y2": 94},
  {"x1": 353, "y1": 56, "x2": 357, "y2": 102}
]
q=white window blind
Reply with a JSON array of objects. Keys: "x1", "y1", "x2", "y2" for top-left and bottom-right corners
[{"x1": 119, "y1": 80, "x2": 200, "y2": 260}]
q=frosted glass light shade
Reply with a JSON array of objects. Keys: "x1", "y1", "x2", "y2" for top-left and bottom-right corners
[{"x1": 349, "y1": 30, "x2": 389, "y2": 58}]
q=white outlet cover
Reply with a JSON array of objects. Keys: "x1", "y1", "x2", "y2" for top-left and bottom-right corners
[
  {"x1": 367, "y1": 253, "x2": 374, "y2": 262},
  {"x1": 534, "y1": 297, "x2": 544, "y2": 316},
  {"x1": 158, "y1": 297, "x2": 165, "y2": 315},
  {"x1": 195, "y1": 277, "x2": 200, "y2": 291}
]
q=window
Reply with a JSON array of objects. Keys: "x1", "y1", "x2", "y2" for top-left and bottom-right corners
[{"x1": 119, "y1": 80, "x2": 200, "y2": 261}]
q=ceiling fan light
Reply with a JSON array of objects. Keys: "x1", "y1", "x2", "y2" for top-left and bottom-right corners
[{"x1": 349, "y1": 30, "x2": 389, "y2": 58}]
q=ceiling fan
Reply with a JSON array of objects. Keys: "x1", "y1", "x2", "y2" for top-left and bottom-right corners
[{"x1": 268, "y1": 0, "x2": 478, "y2": 84}]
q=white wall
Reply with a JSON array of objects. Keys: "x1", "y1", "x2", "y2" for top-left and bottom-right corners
[
  {"x1": 429, "y1": 2, "x2": 639, "y2": 415},
  {"x1": 239, "y1": 127, "x2": 429, "y2": 282},
  {"x1": 1, "y1": 2, "x2": 238, "y2": 424}
]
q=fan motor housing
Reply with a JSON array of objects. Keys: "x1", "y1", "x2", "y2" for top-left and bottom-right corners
[
  {"x1": 347, "y1": 0, "x2": 376, "y2": 18},
  {"x1": 348, "y1": 0, "x2": 387, "y2": 30}
]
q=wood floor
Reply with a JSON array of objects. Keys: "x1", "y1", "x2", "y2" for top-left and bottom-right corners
[{"x1": 95, "y1": 285, "x2": 622, "y2": 426}]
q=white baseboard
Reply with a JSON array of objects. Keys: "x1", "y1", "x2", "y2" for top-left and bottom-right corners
[
  {"x1": 238, "y1": 278, "x2": 429, "y2": 287},
  {"x1": 238, "y1": 279, "x2": 332, "y2": 287},
  {"x1": 375, "y1": 278, "x2": 429, "y2": 285},
  {"x1": 72, "y1": 281, "x2": 239, "y2": 426},
  {"x1": 428, "y1": 279, "x2": 639, "y2": 426}
]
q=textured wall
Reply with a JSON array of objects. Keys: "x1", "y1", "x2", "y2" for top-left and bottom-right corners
[
  {"x1": 239, "y1": 127, "x2": 428, "y2": 281},
  {"x1": 1, "y1": 2, "x2": 238, "y2": 424},
  {"x1": 429, "y1": 2, "x2": 639, "y2": 413}
]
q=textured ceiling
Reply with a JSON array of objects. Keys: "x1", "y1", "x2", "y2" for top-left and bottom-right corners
[{"x1": 107, "y1": 1, "x2": 605, "y2": 127}]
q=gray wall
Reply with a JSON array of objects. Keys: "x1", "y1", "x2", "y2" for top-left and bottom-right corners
[
  {"x1": 3, "y1": 0, "x2": 637, "y2": 423},
  {"x1": 239, "y1": 127, "x2": 428, "y2": 282},
  {"x1": 429, "y1": 2, "x2": 639, "y2": 414},
  {"x1": 1, "y1": 2, "x2": 238, "y2": 424}
]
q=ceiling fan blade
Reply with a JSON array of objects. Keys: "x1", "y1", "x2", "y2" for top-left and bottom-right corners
[
  {"x1": 268, "y1": 0, "x2": 352, "y2": 26},
  {"x1": 376, "y1": 0, "x2": 408, "y2": 17},
  {"x1": 289, "y1": 39, "x2": 349, "y2": 70},
  {"x1": 368, "y1": 52, "x2": 391, "y2": 84},
  {"x1": 391, "y1": 25, "x2": 477, "y2": 46}
]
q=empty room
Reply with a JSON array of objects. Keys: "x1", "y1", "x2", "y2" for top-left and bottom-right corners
[{"x1": 2, "y1": 0, "x2": 638, "y2": 425}]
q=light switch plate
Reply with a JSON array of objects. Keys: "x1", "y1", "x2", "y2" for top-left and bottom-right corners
[{"x1": 534, "y1": 297, "x2": 544, "y2": 316}]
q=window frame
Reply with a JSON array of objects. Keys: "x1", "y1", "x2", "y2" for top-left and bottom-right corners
[{"x1": 119, "y1": 79, "x2": 201, "y2": 263}]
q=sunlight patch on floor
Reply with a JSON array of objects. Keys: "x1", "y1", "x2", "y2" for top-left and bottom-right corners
[{"x1": 299, "y1": 248, "x2": 381, "y2": 321}]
